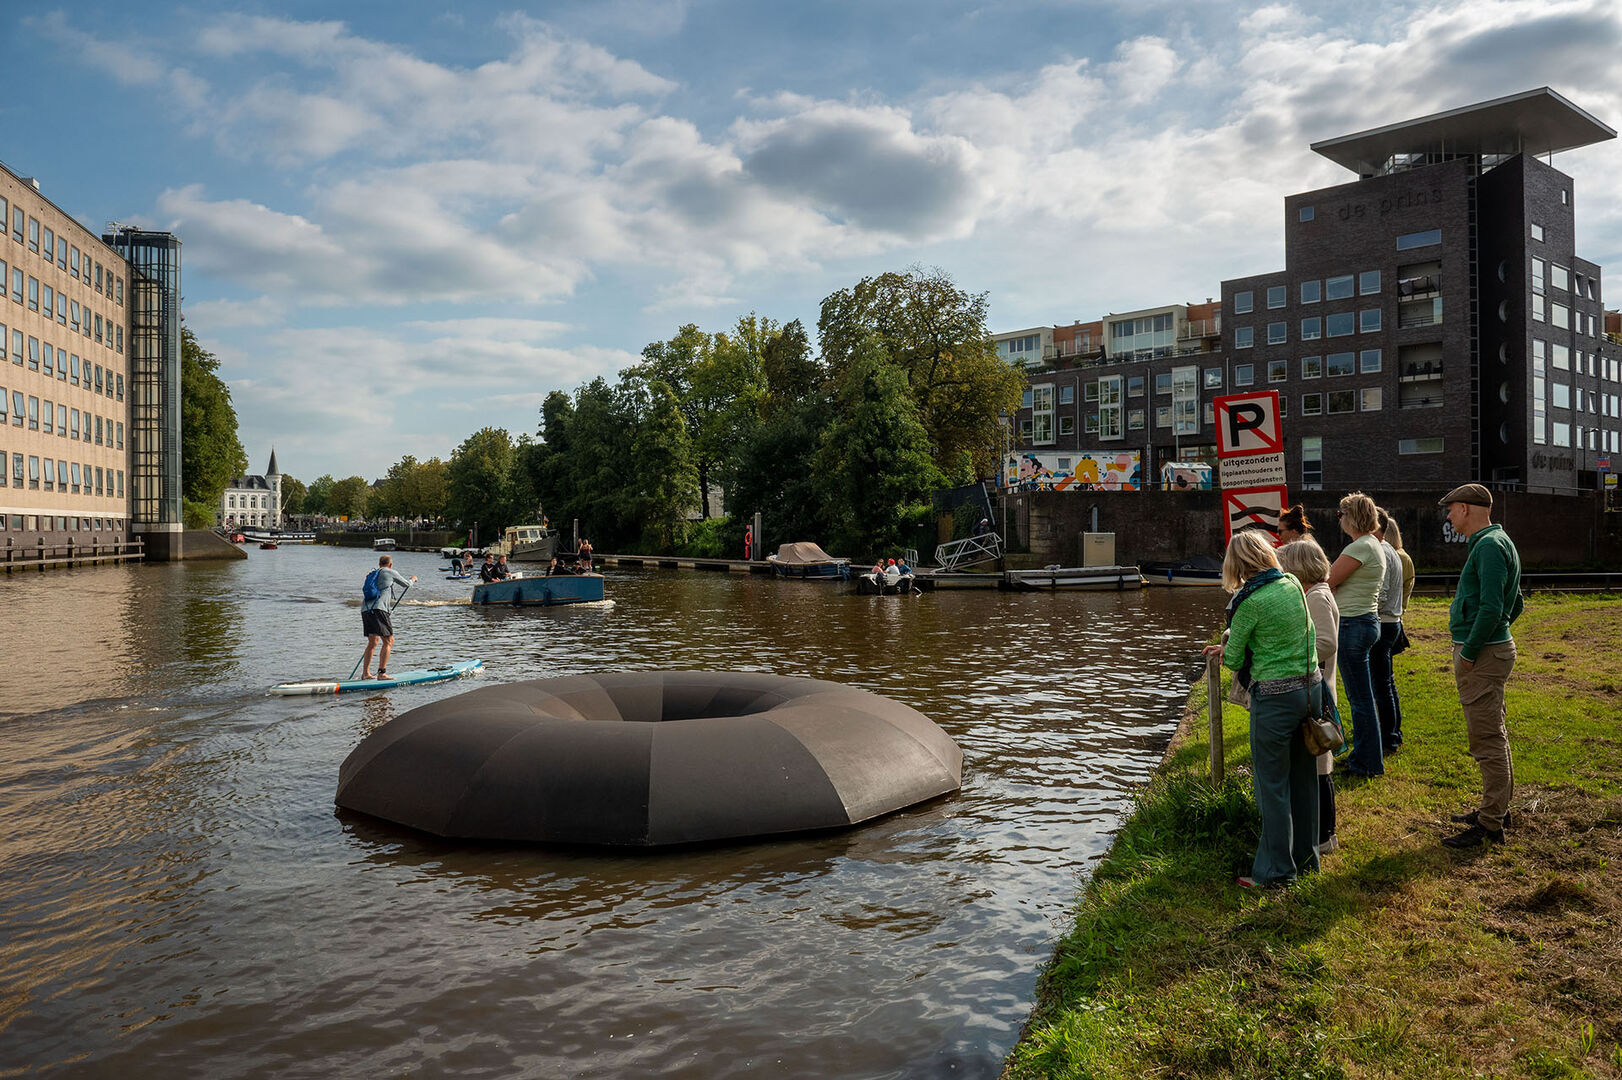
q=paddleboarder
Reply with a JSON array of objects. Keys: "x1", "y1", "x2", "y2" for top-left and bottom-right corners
[{"x1": 360, "y1": 555, "x2": 417, "y2": 680}]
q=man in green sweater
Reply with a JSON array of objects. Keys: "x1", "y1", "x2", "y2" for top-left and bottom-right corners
[{"x1": 1439, "y1": 483, "x2": 1524, "y2": 848}]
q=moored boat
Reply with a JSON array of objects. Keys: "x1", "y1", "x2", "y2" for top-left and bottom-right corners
[
  {"x1": 1141, "y1": 556, "x2": 1224, "y2": 587},
  {"x1": 372, "y1": 537, "x2": 397, "y2": 551},
  {"x1": 489, "y1": 524, "x2": 558, "y2": 563},
  {"x1": 472, "y1": 571, "x2": 604, "y2": 606},
  {"x1": 1003, "y1": 566, "x2": 1145, "y2": 591},
  {"x1": 767, "y1": 542, "x2": 851, "y2": 581}
]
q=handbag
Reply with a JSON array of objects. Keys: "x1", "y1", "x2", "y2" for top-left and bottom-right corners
[
  {"x1": 1226, "y1": 676, "x2": 1251, "y2": 710},
  {"x1": 1300, "y1": 681, "x2": 1345, "y2": 757}
]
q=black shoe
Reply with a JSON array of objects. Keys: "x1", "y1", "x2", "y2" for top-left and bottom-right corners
[
  {"x1": 1442, "y1": 823, "x2": 1505, "y2": 848},
  {"x1": 1449, "y1": 809, "x2": 1512, "y2": 828}
]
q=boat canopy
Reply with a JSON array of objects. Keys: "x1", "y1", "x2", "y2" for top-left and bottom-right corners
[{"x1": 771, "y1": 542, "x2": 841, "y2": 564}]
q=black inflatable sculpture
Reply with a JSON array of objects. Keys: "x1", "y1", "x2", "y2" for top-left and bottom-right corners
[{"x1": 335, "y1": 671, "x2": 963, "y2": 846}]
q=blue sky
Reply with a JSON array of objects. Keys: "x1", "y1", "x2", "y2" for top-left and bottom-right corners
[{"x1": 5, "y1": 0, "x2": 1622, "y2": 482}]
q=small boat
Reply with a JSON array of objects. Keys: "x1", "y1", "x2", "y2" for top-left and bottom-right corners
[
  {"x1": 767, "y1": 542, "x2": 851, "y2": 581},
  {"x1": 229, "y1": 532, "x2": 246, "y2": 543},
  {"x1": 268, "y1": 659, "x2": 484, "y2": 696},
  {"x1": 242, "y1": 528, "x2": 315, "y2": 544},
  {"x1": 489, "y1": 524, "x2": 558, "y2": 563},
  {"x1": 856, "y1": 568, "x2": 917, "y2": 595},
  {"x1": 472, "y1": 572, "x2": 605, "y2": 606},
  {"x1": 373, "y1": 537, "x2": 397, "y2": 551},
  {"x1": 259, "y1": 540, "x2": 279, "y2": 550},
  {"x1": 1141, "y1": 556, "x2": 1224, "y2": 587},
  {"x1": 1003, "y1": 566, "x2": 1145, "y2": 591}
]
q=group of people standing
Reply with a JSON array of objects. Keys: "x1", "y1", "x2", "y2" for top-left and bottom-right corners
[{"x1": 1210, "y1": 483, "x2": 1523, "y2": 888}]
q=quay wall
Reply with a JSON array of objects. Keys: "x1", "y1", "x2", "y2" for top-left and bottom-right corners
[{"x1": 1002, "y1": 489, "x2": 1620, "y2": 571}]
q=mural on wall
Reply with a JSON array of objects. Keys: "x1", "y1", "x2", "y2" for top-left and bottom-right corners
[{"x1": 1005, "y1": 452, "x2": 1143, "y2": 491}]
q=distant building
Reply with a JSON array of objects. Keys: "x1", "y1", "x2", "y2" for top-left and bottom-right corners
[
  {"x1": 1003, "y1": 87, "x2": 1622, "y2": 497},
  {"x1": 221, "y1": 449, "x2": 282, "y2": 530}
]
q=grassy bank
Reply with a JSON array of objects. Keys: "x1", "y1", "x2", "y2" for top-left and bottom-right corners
[{"x1": 1004, "y1": 595, "x2": 1622, "y2": 1080}]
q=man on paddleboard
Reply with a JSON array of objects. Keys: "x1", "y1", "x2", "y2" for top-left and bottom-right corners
[{"x1": 360, "y1": 555, "x2": 417, "y2": 680}]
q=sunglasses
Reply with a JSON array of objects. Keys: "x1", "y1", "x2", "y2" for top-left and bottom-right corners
[{"x1": 1334, "y1": 510, "x2": 1344, "y2": 518}]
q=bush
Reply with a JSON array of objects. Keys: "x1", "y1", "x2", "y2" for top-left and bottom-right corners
[
  {"x1": 675, "y1": 515, "x2": 732, "y2": 558},
  {"x1": 183, "y1": 498, "x2": 217, "y2": 530}
]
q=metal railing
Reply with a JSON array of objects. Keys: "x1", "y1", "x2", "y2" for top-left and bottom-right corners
[{"x1": 934, "y1": 532, "x2": 1003, "y2": 571}]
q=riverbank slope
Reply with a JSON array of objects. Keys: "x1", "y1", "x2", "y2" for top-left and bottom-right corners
[{"x1": 1005, "y1": 594, "x2": 1622, "y2": 1079}]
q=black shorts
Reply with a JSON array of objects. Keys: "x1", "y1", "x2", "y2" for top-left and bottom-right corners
[{"x1": 362, "y1": 608, "x2": 393, "y2": 639}]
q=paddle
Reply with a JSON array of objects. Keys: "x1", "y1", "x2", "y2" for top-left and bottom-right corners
[{"x1": 350, "y1": 580, "x2": 411, "y2": 681}]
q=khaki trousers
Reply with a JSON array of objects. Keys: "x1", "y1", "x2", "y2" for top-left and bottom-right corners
[{"x1": 1453, "y1": 640, "x2": 1517, "y2": 831}]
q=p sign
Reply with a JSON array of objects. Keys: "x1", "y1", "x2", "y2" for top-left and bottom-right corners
[
  {"x1": 1222, "y1": 485, "x2": 1289, "y2": 545},
  {"x1": 1215, "y1": 392, "x2": 1283, "y2": 457}
]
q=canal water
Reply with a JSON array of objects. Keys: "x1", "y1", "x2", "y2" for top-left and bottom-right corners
[{"x1": 0, "y1": 546, "x2": 1224, "y2": 1079}]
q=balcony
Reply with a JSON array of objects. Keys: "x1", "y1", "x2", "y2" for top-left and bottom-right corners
[
  {"x1": 1399, "y1": 361, "x2": 1443, "y2": 382},
  {"x1": 1399, "y1": 297, "x2": 1443, "y2": 329},
  {"x1": 1397, "y1": 274, "x2": 1441, "y2": 298},
  {"x1": 1179, "y1": 318, "x2": 1218, "y2": 340}
]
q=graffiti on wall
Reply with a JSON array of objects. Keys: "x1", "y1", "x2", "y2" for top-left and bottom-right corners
[{"x1": 1006, "y1": 451, "x2": 1143, "y2": 491}]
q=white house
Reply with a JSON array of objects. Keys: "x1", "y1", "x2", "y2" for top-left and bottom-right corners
[{"x1": 221, "y1": 449, "x2": 282, "y2": 529}]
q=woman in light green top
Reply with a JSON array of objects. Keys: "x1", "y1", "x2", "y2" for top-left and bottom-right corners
[
  {"x1": 1204, "y1": 530, "x2": 1320, "y2": 886},
  {"x1": 1326, "y1": 492, "x2": 1386, "y2": 777}
]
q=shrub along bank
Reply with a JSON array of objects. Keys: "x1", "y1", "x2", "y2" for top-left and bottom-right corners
[{"x1": 1004, "y1": 594, "x2": 1622, "y2": 1080}]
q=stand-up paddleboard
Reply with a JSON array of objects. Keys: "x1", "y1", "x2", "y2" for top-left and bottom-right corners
[{"x1": 268, "y1": 659, "x2": 483, "y2": 696}]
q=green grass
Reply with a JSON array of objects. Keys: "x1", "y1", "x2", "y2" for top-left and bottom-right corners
[{"x1": 1004, "y1": 594, "x2": 1622, "y2": 1080}]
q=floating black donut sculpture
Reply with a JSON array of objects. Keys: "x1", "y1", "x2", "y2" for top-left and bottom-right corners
[{"x1": 335, "y1": 671, "x2": 963, "y2": 846}]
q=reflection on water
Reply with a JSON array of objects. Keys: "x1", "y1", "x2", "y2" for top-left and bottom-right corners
[{"x1": 0, "y1": 547, "x2": 1224, "y2": 1078}]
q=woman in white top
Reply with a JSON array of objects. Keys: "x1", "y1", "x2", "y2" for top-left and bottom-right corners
[
  {"x1": 1326, "y1": 491, "x2": 1386, "y2": 778},
  {"x1": 1370, "y1": 508, "x2": 1408, "y2": 753},
  {"x1": 1279, "y1": 537, "x2": 1340, "y2": 854}
]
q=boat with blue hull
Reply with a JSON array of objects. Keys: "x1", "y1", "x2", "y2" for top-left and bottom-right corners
[
  {"x1": 766, "y1": 541, "x2": 851, "y2": 581},
  {"x1": 472, "y1": 573, "x2": 605, "y2": 606}
]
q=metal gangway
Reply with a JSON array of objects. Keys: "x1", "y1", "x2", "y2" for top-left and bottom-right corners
[{"x1": 934, "y1": 532, "x2": 1003, "y2": 571}]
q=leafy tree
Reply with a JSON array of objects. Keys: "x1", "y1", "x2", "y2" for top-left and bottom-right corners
[
  {"x1": 304, "y1": 474, "x2": 335, "y2": 516},
  {"x1": 327, "y1": 476, "x2": 371, "y2": 521},
  {"x1": 817, "y1": 266, "x2": 1023, "y2": 476},
  {"x1": 631, "y1": 379, "x2": 698, "y2": 551},
  {"x1": 373, "y1": 456, "x2": 450, "y2": 521},
  {"x1": 446, "y1": 427, "x2": 515, "y2": 542},
  {"x1": 759, "y1": 318, "x2": 821, "y2": 420},
  {"x1": 559, "y1": 378, "x2": 641, "y2": 549},
  {"x1": 179, "y1": 327, "x2": 248, "y2": 505},
  {"x1": 728, "y1": 397, "x2": 830, "y2": 552},
  {"x1": 280, "y1": 475, "x2": 308, "y2": 516},
  {"x1": 813, "y1": 336, "x2": 943, "y2": 552}
]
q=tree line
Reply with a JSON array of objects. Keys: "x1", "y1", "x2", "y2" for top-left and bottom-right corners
[{"x1": 183, "y1": 267, "x2": 1024, "y2": 556}]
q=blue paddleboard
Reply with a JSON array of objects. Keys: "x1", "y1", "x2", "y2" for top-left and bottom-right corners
[{"x1": 268, "y1": 659, "x2": 484, "y2": 696}]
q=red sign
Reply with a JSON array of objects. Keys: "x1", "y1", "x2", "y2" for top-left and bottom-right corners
[
  {"x1": 1214, "y1": 391, "x2": 1284, "y2": 457},
  {"x1": 1222, "y1": 485, "x2": 1289, "y2": 544}
]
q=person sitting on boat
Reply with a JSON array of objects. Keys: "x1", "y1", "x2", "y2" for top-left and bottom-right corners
[
  {"x1": 871, "y1": 559, "x2": 886, "y2": 575},
  {"x1": 895, "y1": 556, "x2": 912, "y2": 575},
  {"x1": 494, "y1": 554, "x2": 513, "y2": 580},
  {"x1": 479, "y1": 553, "x2": 499, "y2": 583}
]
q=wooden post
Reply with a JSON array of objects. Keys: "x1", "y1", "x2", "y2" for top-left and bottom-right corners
[{"x1": 1207, "y1": 654, "x2": 1225, "y2": 786}]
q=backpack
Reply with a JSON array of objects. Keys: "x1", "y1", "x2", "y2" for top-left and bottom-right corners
[{"x1": 362, "y1": 569, "x2": 383, "y2": 602}]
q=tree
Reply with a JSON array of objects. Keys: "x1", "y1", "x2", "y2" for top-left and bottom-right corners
[
  {"x1": 817, "y1": 267, "x2": 1024, "y2": 476},
  {"x1": 446, "y1": 427, "x2": 516, "y2": 541},
  {"x1": 327, "y1": 476, "x2": 371, "y2": 521},
  {"x1": 280, "y1": 475, "x2": 308, "y2": 516},
  {"x1": 813, "y1": 336, "x2": 943, "y2": 552},
  {"x1": 179, "y1": 327, "x2": 248, "y2": 506},
  {"x1": 304, "y1": 474, "x2": 335, "y2": 516},
  {"x1": 759, "y1": 318, "x2": 821, "y2": 420},
  {"x1": 631, "y1": 380, "x2": 698, "y2": 552}
]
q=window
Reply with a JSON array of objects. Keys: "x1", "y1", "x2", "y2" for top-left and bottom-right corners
[
  {"x1": 1268, "y1": 322, "x2": 1287, "y2": 345},
  {"x1": 1235, "y1": 364, "x2": 1254, "y2": 386},
  {"x1": 1059, "y1": 416, "x2": 1074, "y2": 436},
  {"x1": 1327, "y1": 390, "x2": 1355, "y2": 414},
  {"x1": 71, "y1": 463, "x2": 80, "y2": 492},
  {"x1": 1267, "y1": 286, "x2": 1286, "y2": 309},
  {"x1": 1326, "y1": 312, "x2": 1355, "y2": 337},
  {"x1": 1098, "y1": 375, "x2": 1124, "y2": 440},
  {"x1": 1550, "y1": 264, "x2": 1570, "y2": 292},
  {"x1": 10, "y1": 267, "x2": 20, "y2": 304},
  {"x1": 27, "y1": 337, "x2": 38, "y2": 370},
  {"x1": 10, "y1": 206, "x2": 22, "y2": 243},
  {"x1": 1155, "y1": 372, "x2": 1172, "y2": 395},
  {"x1": 1084, "y1": 414, "x2": 1098, "y2": 434},
  {"x1": 1361, "y1": 387, "x2": 1383, "y2": 411},
  {"x1": 43, "y1": 458, "x2": 54, "y2": 492},
  {"x1": 1234, "y1": 291, "x2": 1254, "y2": 314},
  {"x1": 1530, "y1": 222, "x2": 1544, "y2": 242},
  {"x1": 1300, "y1": 317, "x2": 1321, "y2": 340},
  {"x1": 1397, "y1": 229, "x2": 1442, "y2": 250},
  {"x1": 1302, "y1": 393, "x2": 1323, "y2": 416},
  {"x1": 1032, "y1": 385, "x2": 1055, "y2": 444},
  {"x1": 1278, "y1": 396, "x2": 1287, "y2": 419},
  {"x1": 27, "y1": 217, "x2": 39, "y2": 252},
  {"x1": 28, "y1": 456, "x2": 39, "y2": 489},
  {"x1": 1552, "y1": 383, "x2": 1570, "y2": 410},
  {"x1": 1020, "y1": 388, "x2": 1032, "y2": 409},
  {"x1": 1155, "y1": 405, "x2": 1171, "y2": 428},
  {"x1": 1552, "y1": 303, "x2": 1569, "y2": 330},
  {"x1": 1327, "y1": 352, "x2": 1355, "y2": 377},
  {"x1": 42, "y1": 227, "x2": 54, "y2": 261},
  {"x1": 1234, "y1": 326, "x2": 1254, "y2": 349},
  {"x1": 1360, "y1": 349, "x2": 1382, "y2": 373},
  {"x1": 1301, "y1": 355, "x2": 1322, "y2": 379},
  {"x1": 1127, "y1": 375, "x2": 1145, "y2": 397},
  {"x1": 1326, "y1": 275, "x2": 1354, "y2": 300},
  {"x1": 1059, "y1": 385, "x2": 1074, "y2": 405},
  {"x1": 1128, "y1": 408, "x2": 1144, "y2": 430},
  {"x1": 1359, "y1": 270, "x2": 1381, "y2": 295},
  {"x1": 1171, "y1": 366, "x2": 1199, "y2": 435},
  {"x1": 1084, "y1": 381, "x2": 1100, "y2": 403},
  {"x1": 1299, "y1": 206, "x2": 1315, "y2": 222},
  {"x1": 1268, "y1": 360, "x2": 1287, "y2": 383},
  {"x1": 28, "y1": 277, "x2": 38, "y2": 311},
  {"x1": 1203, "y1": 367, "x2": 1222, "y2": 389},
  {"x1": 1360, "y1": 308, "x2": 1382, "y2": 332},
  {"x1": 1300, "y1": 280, "x2": 1321, "y2": 304},
  {"x1": 42, "y1": 400, "x2": 53, "y2": 434},
  {"x1": 1019, "y1": 419, "x2": 1032, "y2": 439},
  {"x1": 1301, "y1": 436, "x2": 1322, "y2": 489},
  {"x1": 1553, "y1": 344, "x2": 1570, "y2": 370},
  {"x1": 9, "y1": 390, "x2": 20, "y2": 426},
  {"x1": 1532, "y1": 258, "x2": 1545, "y2": 294}
]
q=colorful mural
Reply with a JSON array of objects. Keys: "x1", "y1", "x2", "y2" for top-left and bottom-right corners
[{"x1": 1004, "y1": 451, "x2": 1143, "y2": 491}]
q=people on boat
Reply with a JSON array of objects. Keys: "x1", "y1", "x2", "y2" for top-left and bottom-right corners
[
  {"x1": 479, "y1": 553, "x2": 499, "y2": 583},
  {"x1": 578, "y1": 538, "x2": 593, "y2": 571},
  {"x1": 360, "y1": 555, "x2": 417, "y2": 680},
  {"x1": 871, "y1": 559, "x2": 886, "y2": 575},
  {"x1": 895, "y1": 557, "x2": 912, "y2": 575},
  {"x1": 494, "y1": 554, "x2": 512, "y2": 580}
]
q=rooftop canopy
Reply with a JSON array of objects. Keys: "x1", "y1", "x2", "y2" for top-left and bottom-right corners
[{"x1": 1311, "y1": 87, "x2": 1615, "y2": 177}]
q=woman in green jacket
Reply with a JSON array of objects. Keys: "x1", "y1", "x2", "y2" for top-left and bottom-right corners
[{"x1": 1205, "y1": 529, "x2": 1322, "y2": 886}]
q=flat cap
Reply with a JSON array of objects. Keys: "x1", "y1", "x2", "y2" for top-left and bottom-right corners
[{"x1": 1438, "y1": 482, "x2": 1492, "y2": 507}]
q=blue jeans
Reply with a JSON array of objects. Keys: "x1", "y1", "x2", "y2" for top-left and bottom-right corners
[
  {"x1": 1370, "y1": 620, "x2": 1404, "y2": 750},
  {"x1": 1338, "y1": 614, "x2": 1383, "y2": 776},
  {"x1": 1248, "y1": 682, "x2": 1321, "y2": 884}
]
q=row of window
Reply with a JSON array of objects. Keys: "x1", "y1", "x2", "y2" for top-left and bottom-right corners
[
  {"x1": 3, "y1": 325, "x2": 124, "y2": 398},
  {"x1": 4, "y1": 196, "x2": 124, "y2": 303},
  {"x1": 1234, "y1": 272, "x2": 1383, "y2": 314},
  {"x1": 2, "y1": 452, "x2": 124, "y2": 497},
  {"x1": 1022, "y1": 383, "x2": 1391, "y2": 443},
  {"x1": 226, "y1": 493, "x2": 272, "y2": 509},
  {"x1": 1530, "y1": 338, "x2": 1622, "y2": 383},
  {"x1": 0, "y1": 513, "x2": 124, "y2": 532},
  {"x1": 1022, "y1": 351, "x2": 1395, "y2": 413},
  {"x1": 1, "y1": 389, "x2": 124, "y2": 447},
  {"x1": 1236, "y1": 309, "x2": 1384, "y2": 347},
  {"x1": 1529, "y1": 257, "x2": 1601, "y2": 302},
  {"x1": 3, "y1": 263, "x2": 124, "y2": 355}
]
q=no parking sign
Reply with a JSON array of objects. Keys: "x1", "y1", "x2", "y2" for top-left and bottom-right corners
[{"x1": 1214, "y1": 391, "x2": 1289, "y2": 544}]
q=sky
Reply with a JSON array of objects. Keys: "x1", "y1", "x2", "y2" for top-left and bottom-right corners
[{"x1": 6, "y1": 0, "x2": 1622, "y2": 482}]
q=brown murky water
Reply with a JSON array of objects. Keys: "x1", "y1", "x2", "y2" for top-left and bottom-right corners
[{"x1": 0, "y1": 546, "x2": 1223, "y2": 1078}]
